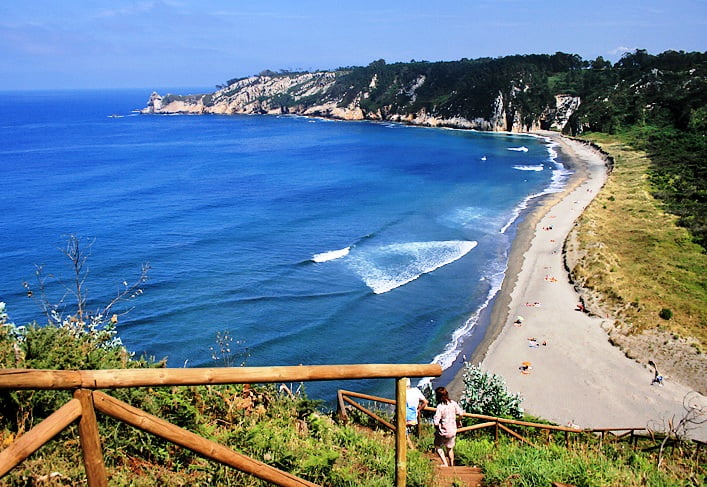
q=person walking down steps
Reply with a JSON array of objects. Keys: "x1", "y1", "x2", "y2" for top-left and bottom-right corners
[
  {"x1": 405, "y1": 378, "x2": 428, "y2": 449},
  {"x1": 433, "y1": 386, "x2": 463, "y2": 467}
]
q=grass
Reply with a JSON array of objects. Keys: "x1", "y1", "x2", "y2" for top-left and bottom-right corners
[
  {"x1": 1, "y1": 317, "x2": 704, "y2": 485},
  {"x1": 568, "y1": 133, "x2": 706, "y2": 346},
  {"x1": 451, "y1": 429, "x2": 704, "y2": 487}
]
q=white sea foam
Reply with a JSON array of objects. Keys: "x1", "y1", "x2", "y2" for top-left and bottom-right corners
[
  {"x1": 312, "y1": 247, "x2": 351, "y2": 263},
  {"x1": 512, "y1": 164, "x2": 544, "y2": 171},
  {"x1": 545, "y1": 142, "x2": 572, "y2": 193},
  {"x1": 499, "y1": 193, "x2": 541, "y2": 234},
  {"x1": 348, "y1": 240, "x2": 477, "y2": 294},
  {"x1": 419, "y1": 261, "x2": 507, "y2": 385},
  {"x1": 508, "y1": 146, "x2": 529, "y2": 152},
  {"x1": 498, "y1": 139, "x2": 572, "y2": 234}
]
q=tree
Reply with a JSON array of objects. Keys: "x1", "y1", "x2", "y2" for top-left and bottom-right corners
[
  {"x1": 459, "y1": 363, "x2": 523, "y2": 419},
  {"x1": 649, "y1": 392, "x2": 706, "y2": 468},
  {"x1": 24, "y1": 234, "x2": 150, "y2": 335}
]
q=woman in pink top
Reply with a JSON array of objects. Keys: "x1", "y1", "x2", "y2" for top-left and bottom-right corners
[{"x1": 433, "y1": 386, "x2": 463, "y2": 467}]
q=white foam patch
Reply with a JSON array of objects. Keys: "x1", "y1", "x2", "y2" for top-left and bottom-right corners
[
  {"x1": 417, "y1": 261, "x2": 508, "y2": 391},
  {"x1": 512, "y1": 164, "x2": 544, "y2": 171},
  {"x1": 312, "y1": 247, "x2": 350, "y2": 262},
  {"x1": 348, "y1": 240, "x2": 477, "y2": 294}
]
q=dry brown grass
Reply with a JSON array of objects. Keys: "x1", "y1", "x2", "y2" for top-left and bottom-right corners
[{"x1": 566, "y1": 133, "x2": 706, "y2": 392}]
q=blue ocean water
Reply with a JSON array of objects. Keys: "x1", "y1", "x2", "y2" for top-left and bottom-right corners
[{"x1": 0, "y1": 89, "x2": 568, "y2": 399}]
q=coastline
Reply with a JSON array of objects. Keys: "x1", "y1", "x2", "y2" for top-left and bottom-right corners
[
  {"x1": 443, "y1": 132, "x2": 588, "y2": 396},
  {"x1": 446, "y1": 133, "x2": 707, "y2": 440}
]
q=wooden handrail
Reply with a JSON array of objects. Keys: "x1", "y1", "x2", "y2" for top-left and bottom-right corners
[
  {"x1": 341, "y1": 395, "x2": 396, "y2": 430},
  {"x1": 0, "y1": 364, "x2": 441, "y2": 390},
  {"x1": 338, "y1": 389, "x2": 396, "y2": 405},
  {"x1": 0, "y1": 365, "x2": 442, "y2": 487},
  {"x1": 0, "y1": 398, "x2": 82, "y2": 476},
  {"x1": 337, "y1": 390, "x2": 658, "y2": 448}
]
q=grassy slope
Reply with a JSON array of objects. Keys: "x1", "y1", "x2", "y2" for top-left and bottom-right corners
[{"x1": 566, "y1": 133, "x2": 706, "y2": 391}]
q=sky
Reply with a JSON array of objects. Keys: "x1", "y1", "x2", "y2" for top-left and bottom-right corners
[{"x1": 1, "y1": 0, "x2": 705, "y2": 91}]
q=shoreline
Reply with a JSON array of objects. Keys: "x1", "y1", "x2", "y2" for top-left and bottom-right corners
[
  {"x1": 445, "y1": 133, "x2": 707, "y2": 440},
  {"x1": 441, "y1": 133, "x2": 587, "y2": 395}
]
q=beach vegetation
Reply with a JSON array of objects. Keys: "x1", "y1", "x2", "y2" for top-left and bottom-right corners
[
  {"x1": 568, "y1": 131, "x2": 706, "y2": 392},
  {"x1": 0, "y1": 303, "x2": 436, "y2": 486},
  {"x1": 659, "y1": 308, "x2": 673, "y2": 321},
  {"x1": 458, "y1": 363, "x2": 524, "y2": 419},
  {"x1": 454, "y1": 435, "x2": 703, "y2": 487}
]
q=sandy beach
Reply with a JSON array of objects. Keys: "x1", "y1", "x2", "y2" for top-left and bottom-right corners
[{"x1": 449, "y1": 133, "x2": 707, "y2": 441}]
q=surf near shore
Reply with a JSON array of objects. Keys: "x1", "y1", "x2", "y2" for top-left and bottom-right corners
[{"x1": 445, "y1": 133, "x2": 707, "y2": 441}]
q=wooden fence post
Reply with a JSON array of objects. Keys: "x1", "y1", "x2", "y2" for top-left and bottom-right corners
[
  {"x1": 336, "y1": 389, "x2": 347, "y2": 423},
  {"x1": 395, "y1": 377, "x2": 407, "y2": 487},
  {"x1": 74, "y1": 389, "x2": 108, "y2": 487}
]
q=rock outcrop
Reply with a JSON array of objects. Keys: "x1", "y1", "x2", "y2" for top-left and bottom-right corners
[{"x1": 141, "y1": 69, "x2": 581, "y2": 133}]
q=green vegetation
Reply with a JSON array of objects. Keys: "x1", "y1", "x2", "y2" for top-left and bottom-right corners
[
  {"x1": 454, "y1": 435, "x2": 703, "y2": 487},
  {"x1": 0, "y1": 304, "x2": 436, "y2": 486},
  {"x1": 458, "y1": 363, "x2": 524, "y2": 419},
  {"x1": 328, "y1": 54, "x2": 585, "y2": 129},
  {"x1": 569, "y1": 134, "x2": 706, "y2": 347},
  {"x1": 623, "y1": 125, "x2": 707, "y2": 249}
]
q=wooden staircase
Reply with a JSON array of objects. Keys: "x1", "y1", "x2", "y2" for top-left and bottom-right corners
[{"x1": 433, "y1": 465, "x2": 484, "y2": 486}]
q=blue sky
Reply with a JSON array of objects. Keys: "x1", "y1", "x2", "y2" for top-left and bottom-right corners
[{"x1": 1, "y1": 0, "x2": 705, "y2": 90}]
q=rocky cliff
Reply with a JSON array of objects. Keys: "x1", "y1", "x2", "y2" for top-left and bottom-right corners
[{"x1": 142, "y1": 57, "x2": 584, "y2": 133}]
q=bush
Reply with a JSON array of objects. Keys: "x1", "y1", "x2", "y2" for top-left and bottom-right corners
[
  {"x1": 0, "y1": 302, "x2": 436, "y2": 485},
  {"x1": 459, "y1": 363, "x2": 524, "y2": 419},
  {"x1": 659, "y1": 308, "x2": 673, "y2": 320}
]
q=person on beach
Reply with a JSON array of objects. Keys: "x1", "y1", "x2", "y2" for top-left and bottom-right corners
[
  {"x1": 405, "y1": 379, "x2": 428, "y2": 448},
  {"x1": 433, "y1": 386, "x2": 463, "y2": 466}
]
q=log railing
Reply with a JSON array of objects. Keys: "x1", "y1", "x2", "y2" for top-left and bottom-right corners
[
  {"x1": 0, "y1": 364, "x2": 441, "y2": 487},
  {"x1": 336, "y1": 389, "x2": 649, "y2": 448}
]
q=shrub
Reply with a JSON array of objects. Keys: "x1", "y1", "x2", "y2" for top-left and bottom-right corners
[
  {"x1": 459, "y1": 363, "x2": 524, "y2": 419},
  {"x1": 659, "y1": 308, "x2": 673, "y2": 320}
]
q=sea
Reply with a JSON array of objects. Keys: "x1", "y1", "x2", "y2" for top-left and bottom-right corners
[{"x1": 0, "y1": 89, "x2": 570, "y2": 402}]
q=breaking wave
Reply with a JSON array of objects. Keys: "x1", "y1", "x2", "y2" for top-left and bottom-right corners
[
  {"x1": 312, "y1": 247, "x2": 351, "y2": 263},
  {"x1": 347, "y1": 240, "x2": 477, "y2": 294},
  {"x1": 513, "y1": 164, "x2": 544, "y2": 171}
]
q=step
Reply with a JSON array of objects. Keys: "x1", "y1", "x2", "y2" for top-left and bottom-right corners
[{"x1": 434, "y1": 465, "x2": 484, "y2": 487}]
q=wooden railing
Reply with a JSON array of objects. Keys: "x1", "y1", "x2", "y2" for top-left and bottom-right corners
[
  {"x1": 0, "y1": 364, "x2": 441, "y2": 487},
  {"x1": 337, "y1": 390, "x2": 651, "y2": 448}
]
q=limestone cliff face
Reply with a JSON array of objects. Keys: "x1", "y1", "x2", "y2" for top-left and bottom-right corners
[{"x1": 142, "y1": 70, "x2": 580, "y2": 133}]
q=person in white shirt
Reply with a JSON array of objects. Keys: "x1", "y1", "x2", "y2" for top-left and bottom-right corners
[{"x1": 405, "y1": 378, "x2": 428, "y2": 448}]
